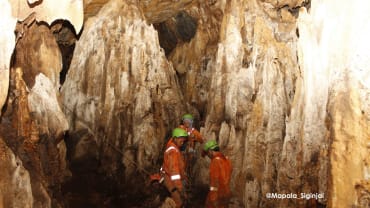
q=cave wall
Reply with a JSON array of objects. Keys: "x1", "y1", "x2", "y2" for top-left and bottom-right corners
[
  {"x1": 0, "y1": 136, "x2": 33, "y2": 208},
  {"x1": 60, "y1": 0, "x2": 187, "y2": 191},
  {"x1": 0, "y1": 1, "x2": 16, "y2": 116},
  {"x1": 298, "y1": 0, "x2": 370, "y2": 206},
  {"x1": 0, "y1": 0, "x2": 83, "y2": 207},
  {"x1": 199, "y1": 1, "x2": 306, "y2": 207},
  {"x1": 0, "y1": 0, "x2": 369, "y2": 207},
  {"x1": 0, "y1": 0, "x2": 83, "y2": 114},
  {"x1": 0, "y1": 21, "x2": 72, "y2": 208},
  {"x1": 161, "y1": 0, "x2": 369, "y2": 207}
]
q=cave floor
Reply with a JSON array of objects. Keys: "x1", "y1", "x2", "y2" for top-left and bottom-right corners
[{"x1": 61, "y1": 166, "x2": 208, "y2": 208}]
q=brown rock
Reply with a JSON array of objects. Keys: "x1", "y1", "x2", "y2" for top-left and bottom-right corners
[{"x1": 61, "y1": 0, "x2": 186, "y2": 190}]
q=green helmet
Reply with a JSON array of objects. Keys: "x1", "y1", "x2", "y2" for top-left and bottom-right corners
[
  {"x1": 182, "y1": 114, "x2": 194, "y2": 121},
  {"x1": 203, "y1": 140, "x2": 219, "y2": 151},
  {"x1": 172, "y1": 128, "x2": 188, "y2": 138}
]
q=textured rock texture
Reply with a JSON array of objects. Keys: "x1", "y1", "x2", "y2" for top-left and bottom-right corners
[
  {"x1": 0, "y1": 0, "x2": 83, "y2": 114},
  {"x1": 197, "y1": 1, "x2": 305, "y2": 207},
  {"x1": 298, "y1": 0, "x2": 370, "y2": 207},
  {"x1": 14, "y1": 22, "x2": 69, "y2": 138},
  {"x1": 0, "y1": 1, "x2": 83, "y2": 205},
  {"x1": 84, "y1": 0, "x2": 195, "y2": 24},
  {"x1": 166, "y1": 0, "x2": 369, "y2": 207},
  {"x1": 0, "y1": 1, "x2": 16, "y2": 116},
  {"x1": 0, "y1": 137, "x2": 33, "y2": 208},
  {"x1": 9, "y1": 0, "x2": 83, "y2": 32},
  {"x1": 61, "y1": 0, "x2": 186, "y2": 194},
  {"x1": 0, "y1": 21, "x2": 71, "y2": 208},
  {"x1": 0, "y1": 0, "x2": 369, "y2": 207}
]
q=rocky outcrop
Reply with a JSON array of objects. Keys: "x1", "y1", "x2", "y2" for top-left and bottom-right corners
[
  {"x1": 84, "y1": 0, "x2": 110, "y2": 20},
  {"x1": 62, "y1": 0, "x2": 370, "y2": 207},
  {"x1": 61, "y1": 0, "x2": 186, "y2": 193},
  {"x1": 0, "y1": 0, "x2": 83, "y2": 114},
  {"x1": 168, "y1": 0, "x2": 369, "y2": 207},
  {"x1": 298, "y1": 0, "x2": 370, "y2": 207},
  {"x1": 0, "y1": 136, "x2": 33, "y2": 208},
  {"x1": 0, "y1": 1, "x2": 16, "y2": 116},
  {"x1": 84, "y1": 0, "x2": 195, "y2": 24},
  {"x1": 0, "y1": 0, "x2": 369, "y2": 207},
  {"x1": 9, "y1": 0, "x2": 83, "y2": 32},
  {"x1": 197, "y1": 1, "x2": 304, "y2": 207},
  {"x1": 139, "y1": 0, "x2": 194, "y2": 23},
  {"x1": 13, "y1": 22, "x2": 69, "y2": 138},
  {"x1": 0, "y1": 20, "x2": 71, "y2": 208},
  {"x1": 0, "y1": 0, "x2": 83, "y2": 207}
]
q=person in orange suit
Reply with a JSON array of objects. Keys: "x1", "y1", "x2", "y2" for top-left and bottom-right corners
[
  {"x1": 161, "y1": 128, "x2": 188, "y2": 208},
  {"x1": 203, "y1": 140, "x2": 232, "y2": 208},
  {"x1": 179, "y1": 114, "x2": 203, "y2": 176}
]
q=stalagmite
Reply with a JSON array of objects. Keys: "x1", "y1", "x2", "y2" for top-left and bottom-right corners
[{"x1": 61, "y1": 0, "x2": 186, "y2": 195}]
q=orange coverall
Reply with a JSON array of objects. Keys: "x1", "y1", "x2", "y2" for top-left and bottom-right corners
[
  {"x1": 162, "y1": 140, "x2": 186, "y2": 207},
  {"x1": 179, "y1": 124, "x2": 203, "y2": 147},
  {"x1": 206, "y1": 152, "x2": 232, "y2": 208}
]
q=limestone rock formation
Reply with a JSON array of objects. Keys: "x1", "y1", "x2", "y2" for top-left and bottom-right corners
[
  {"x1": 1, "y1": 1, "x2": 80, "y2": 207},
  {"x1": 9, "y1": 0, "x2": 83, "y2": 32},
  {"x1": 0, "y1": 1, "x2": 83, "y2": 205},
  {"x1": 84, "y1": 0, "x2": 196, "y2": 24},
  {"x1": 61, "y1": 0, "x2": 186, "y2": 193},
  {"x1": 13, "y1": 21, "x2": 69, "y2": 138},
  {"x1": 298, "y1": 0, "x2": 370, "y2": 207},
  {"x1": 0, "y1": 0, "x2": 369, "y2": 207},
  {"x1": 0, "y1": 1, "x2": 16, "y2": 116},
  {"x1": 0, "y1": 0, "x2": 83, "y2": 115},
  {"x1": 0, "y1": 17, "x2": 72, "y2": 208},
  {"x1": 0, "y1": 137, "x2": 33, "y2": 208}
]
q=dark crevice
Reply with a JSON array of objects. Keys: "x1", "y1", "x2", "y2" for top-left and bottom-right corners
[
  {"x1": 51, "y1": 20, "x2": 77, "y2": 86},
  {"x1": 278, "y1": 0, "x2": 311, "y2": 19},
  {"x1": 175, "y1": 11, "x2": 197, "y2": 42},
  {"x1": 154, "y1": 11, "x2": 198, "y2": 56},
  {"x1": 303, "y1": 0, "x2": 311, "y2": 12},
  {"x1": 154, "y1": 22, "x2": 178, "y2": 56},
  {"x1": 59, "y1": 44, "x2": 75, "y2": 86}
]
